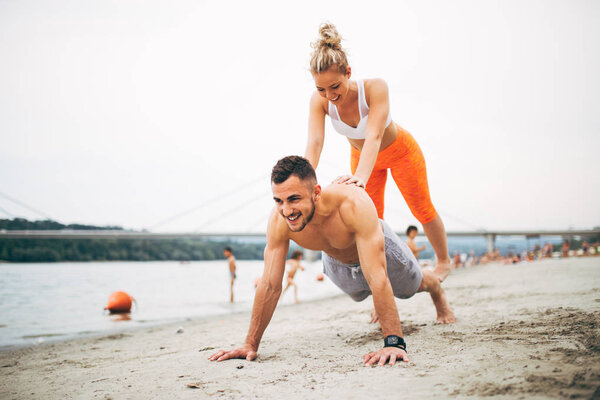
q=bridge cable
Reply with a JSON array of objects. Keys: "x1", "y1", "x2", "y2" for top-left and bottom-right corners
[
  {"x1": 244, "y1": 209, "x2": 273, "y2": 233},
  {"x1": 0, "y1": 204, "x2": 16, "y2": 218},
  {"x1": 149, "y1": 173, "x2": 270, "y2": 230},
  {"x1": 0, "y1": 191, "x2": 55, "y2": 221},
  {"x1": 194, "y1": 190, "x2": 271, "y2": 232}
]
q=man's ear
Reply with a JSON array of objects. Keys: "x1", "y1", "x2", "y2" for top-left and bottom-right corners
[
  {"x1": 346, "y1": 66, "x2": 352, "y2": 79},
  {"x1": 313, "y1": 184, "x2": 322, "y2": 201}
]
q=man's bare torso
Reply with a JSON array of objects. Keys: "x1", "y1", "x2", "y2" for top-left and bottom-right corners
[{"x1": 279, "y1": 185, "x2": 372, "y2": 264}]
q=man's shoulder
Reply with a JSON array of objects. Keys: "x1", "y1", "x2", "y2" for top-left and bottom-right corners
[
  {"x1": 323, "y1": 184, "x2": 373, "y2": 211},
  {"x1": 322, "y1": 184, "x2": 378, "y2": 231}
]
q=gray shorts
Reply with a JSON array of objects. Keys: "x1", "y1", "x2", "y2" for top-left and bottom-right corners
[{"x1": 322, "y1": 220, "x2": 423, "y2": 302}]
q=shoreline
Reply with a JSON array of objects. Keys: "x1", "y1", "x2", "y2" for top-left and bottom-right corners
[
  {"x1": 2, "y1": 258, "x2": 599, "y2": 399},
  {"x1": 0, "y1": 293, "x2": 346, "y2": 354}
]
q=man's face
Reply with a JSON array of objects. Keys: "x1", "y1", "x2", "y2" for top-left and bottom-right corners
[
  {"x1": 408, "y1": 230, "x2": 417, "y2": 240},
  {"x1": 272, "y1": 175, "x2": 320, "y2": 232},
  {"x1": 223, "y1": 250, "x2": 231, "y2": 258}
]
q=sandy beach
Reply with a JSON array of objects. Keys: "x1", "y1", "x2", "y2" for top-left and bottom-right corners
[{"x1": 1, "y1": 257, "x2": 599, "y2": 399}]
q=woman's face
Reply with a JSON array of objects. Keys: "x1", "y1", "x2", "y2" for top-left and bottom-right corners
[{"x1": 313, "y1": 66, "x2": 351, "y2": 105}]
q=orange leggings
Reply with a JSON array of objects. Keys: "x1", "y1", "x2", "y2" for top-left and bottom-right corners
[{"x1": 350, "y1": 124, "x2": 437, "y2": 224}]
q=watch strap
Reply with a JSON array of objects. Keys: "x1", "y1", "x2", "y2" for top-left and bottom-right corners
[{"x1": 383, "y1": 335, "x2": 407, "y2": 351}]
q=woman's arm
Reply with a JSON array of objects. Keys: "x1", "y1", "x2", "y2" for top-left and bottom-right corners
[
  {"x1": 351, "y1": 79, "x2": 390, "y2": 184},
  {"x1": 305, "y1": 91, "x2": 327, "y2": 169}
]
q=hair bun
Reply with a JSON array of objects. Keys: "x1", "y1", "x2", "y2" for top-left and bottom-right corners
[
  {"x1": 316, "y1": 23, "x2": 342, "y2": 50},
  {"x1": 309, "y1": 22, "x2": 348, "y2": 74}
]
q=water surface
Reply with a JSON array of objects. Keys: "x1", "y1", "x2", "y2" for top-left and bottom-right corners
[{"x1": 0, "y1": 260, "x2": 340, "y2": 349}]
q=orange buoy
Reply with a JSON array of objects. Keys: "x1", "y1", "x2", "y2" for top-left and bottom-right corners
[
  {"x1": 316, "y1": 273, "x2": 324, "y2": 281},
  {"x1": 104, "y1": 291, "x2": 134, "y2": 314}
]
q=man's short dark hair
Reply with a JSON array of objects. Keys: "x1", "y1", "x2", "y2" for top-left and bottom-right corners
[
  {"x1": 224, "y1": 246, "x2": 233, "y2": 253},
  {"x1": 290, "y1": 249, "x2": 304, "y2": 260},
  {"x1": 271, "y1": 156, "x2": 317, "y2": 185},
  {"x1": 406, "y1": 225, "x2": 418, "y2": 235}
]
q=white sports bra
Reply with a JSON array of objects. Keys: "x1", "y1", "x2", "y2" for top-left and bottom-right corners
[{"x1": 328, "y1": 79, "x2": 393, "y2": 140}]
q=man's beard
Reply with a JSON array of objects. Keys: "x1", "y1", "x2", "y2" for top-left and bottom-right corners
[{"x1": 291, "y1": 199, "x2": 315, "y2": 232}]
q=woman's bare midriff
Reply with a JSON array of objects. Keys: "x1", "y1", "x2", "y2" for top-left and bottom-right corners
[{"x1": 347, "y1": 121, "x2": 398, "y2": 152}]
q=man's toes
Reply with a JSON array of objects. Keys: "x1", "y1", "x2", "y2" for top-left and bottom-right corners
[{"x1": 436, "y1": 314, "x2": 456, "y2": 324}]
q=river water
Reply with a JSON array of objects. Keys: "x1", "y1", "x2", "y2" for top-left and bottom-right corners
[{"x1": 0, "y1": 260, "x2": 340, "y2": 349}]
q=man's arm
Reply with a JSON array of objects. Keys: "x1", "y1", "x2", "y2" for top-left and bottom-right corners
[
  {"x1": 245, "y1": 220, "x2": 289, "y2": 350},
  {"x1": 340, "y1": 188, "x2": 409, "y2": 366},
  {"x1": 209, "y1": 211, "x2": 289, "y2": 362}
]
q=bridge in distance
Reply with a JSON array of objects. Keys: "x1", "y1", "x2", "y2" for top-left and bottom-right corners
[{"x1": 2, "y1": 229, "x2": 599, "y2": 254}]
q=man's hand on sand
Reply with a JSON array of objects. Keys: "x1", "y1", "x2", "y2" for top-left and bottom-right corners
[
  {"x1": 208, "y1": 344, "x2": 257, "y2": 362},
  {"x1": 363, "y1": 347, "x2": 409, "y2": 367}
]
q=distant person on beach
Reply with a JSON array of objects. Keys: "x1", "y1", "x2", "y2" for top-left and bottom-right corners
[
  {"x1": 405, "y1": 225, "x2": 426, "y2": 259},
  {"x1": 562, "y1": 241, "x2": 570, "y2": 258},
  {"x1": 223, "y1": 247, "x2": 237, "y2": 303},
  {"x1": 304, "y1": 23, "x2": 452, "y2": 281},
  {"x1": 452, "y1": 252, "x2": 463, "y2": 268},
  {"x1": 209, "y1": 156, "x2": 455, "y2": 367},
  {"x1": 581, "y1": 241, "x2": 590, "y2": 256},
  {"x1": 282, "y1": 250, "x2": 305, "y2": 303}
]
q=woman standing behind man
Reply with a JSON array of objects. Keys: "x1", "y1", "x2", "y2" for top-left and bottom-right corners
[{"x1": 305, "y1": 23, "x2": 451, "y2": 281}]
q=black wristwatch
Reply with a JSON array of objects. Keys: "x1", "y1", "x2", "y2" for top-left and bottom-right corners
[{"x1": 384, "y1": 335, "x2": 407, "y2": 352}]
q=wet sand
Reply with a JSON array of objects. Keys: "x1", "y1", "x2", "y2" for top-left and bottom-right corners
[{"x1": 1, "y1": 257, "x2": 599, "y2": 399}]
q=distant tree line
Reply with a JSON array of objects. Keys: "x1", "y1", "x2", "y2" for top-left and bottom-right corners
[
  {"x1": 0, "y1": 218, "x2": 123, "y2": 231},
  {"x1": 0, "y1": 219, "x2": 266, "y2": 262}
]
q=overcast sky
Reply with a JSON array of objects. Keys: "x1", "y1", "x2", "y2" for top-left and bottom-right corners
[{"x1": 1, "y1": 0, "x2": 599, "y2": 233}]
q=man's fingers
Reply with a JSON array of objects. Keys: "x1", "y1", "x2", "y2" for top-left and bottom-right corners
[
  {"x1": 366, "y1": 354, "x2": 380, "y2": 366},
  {"x1": 216, "y1": 352, "x2": 234, "y2": 361},
  {"x1": 208, "y1": 350, "x2": 226, "y2": 360},
  {"x1": 389, "y1": 354, "x2": 397, "y2": 366},
  {"x1": 378, "y1": 354, "x2": 388, "y2": 366},
  {"x1": 400, "y1": 351, "x2": 410, "y2": 362},
  {"x1": 217, "y1": 350, "x2": 244, "y2": 361}
]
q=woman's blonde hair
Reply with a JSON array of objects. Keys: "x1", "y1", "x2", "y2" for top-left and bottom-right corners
[{"x1": 310, "y1": 23, "x2": 348, "y2": 74}]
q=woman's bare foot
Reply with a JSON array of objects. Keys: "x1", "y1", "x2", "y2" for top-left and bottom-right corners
[{"x1": 433, "y1": 259, "x2": 452, "y2": 282}]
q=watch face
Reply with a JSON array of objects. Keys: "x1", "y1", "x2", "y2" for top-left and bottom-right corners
[{"x1": 388, "y1": 336, "x2": 398, "y2": 345}]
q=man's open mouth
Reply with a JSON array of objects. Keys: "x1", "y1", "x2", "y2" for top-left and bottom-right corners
[{"x1": 287, "y1": 214, "x2": 300, "y2": 222}]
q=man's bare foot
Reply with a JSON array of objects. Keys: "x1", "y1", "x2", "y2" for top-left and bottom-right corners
[
  {"x1": 436, "y1": 307, "x2": 456, "y2": 324},
  {"x1": 433, "y1": 259, "x2": 452, "y2": 282},
  {"x1": 418, "y1": 270, "x2": 456, "y2": 324},
  {"x1": 370, "y1": 308, "x2": 379, "y2": 323},
  {"x1": 430, "y1": 284, "x2": 455, "y2": 324}
]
